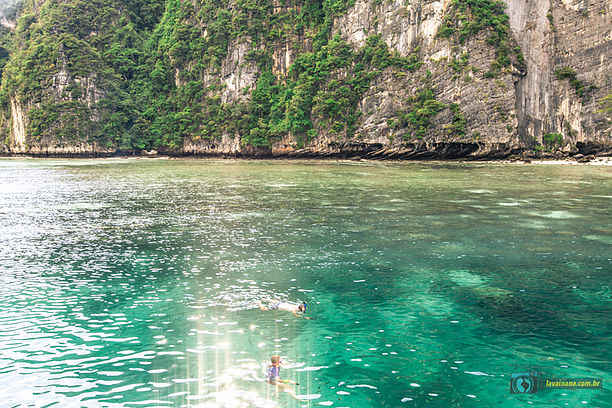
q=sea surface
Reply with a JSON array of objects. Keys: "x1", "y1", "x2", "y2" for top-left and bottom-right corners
[{"x1": 0, "y1": 158, "x2": 610, "y2": 408}]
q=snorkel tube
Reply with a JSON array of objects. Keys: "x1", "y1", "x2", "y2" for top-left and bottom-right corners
[{"x1": 302, "y1": 301, "x2": 307, "y2": 313}]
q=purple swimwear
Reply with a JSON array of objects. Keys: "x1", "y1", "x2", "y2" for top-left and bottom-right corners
[{"x1": 266, "y1": 365, "x2": 280, "y2": 382}]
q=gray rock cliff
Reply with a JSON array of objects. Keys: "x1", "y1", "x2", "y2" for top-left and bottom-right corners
[{"x1": 1, "y1": 0, "x2": 610, "y2": 159}]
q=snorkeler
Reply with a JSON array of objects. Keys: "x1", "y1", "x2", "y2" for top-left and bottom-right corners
[
  {"x1": 265, "y1": 355, "x2": 282, "y2": 384},
  {"x1": 264, "y1": 355, "x2": 304, "y2": 401},
  {"x1": 259, "y1": 299, "x2": 313, "y2": 319}
]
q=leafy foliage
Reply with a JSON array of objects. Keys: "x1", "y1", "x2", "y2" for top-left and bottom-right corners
[
  {"x1": 0, "y1": 0, "x2": 167, "y2": 149},
  {"x1": 542, "y1": 132, "x2": 563, "y2": 149},
  {"x1": 448, "y1": 103, "x2": 466, "y2": 136},
  {"x1": 437, "y1": 0, "x2": 522, "y2": 78},
  {"x1": 553, "y1": 67, "x2": 596, "y2": 99},
  {"x1": 598, "y1": 93, "x2": 612, "y2": 114},
  {"x1": 391, "y1": 86, "x2": 446, "y2": 140},
  {"x1": 142, "y1": 0, "x2": 423, "y2": 148},
  {"x1": 0, "y1": 26, "x2": 13, "y2": 77}
]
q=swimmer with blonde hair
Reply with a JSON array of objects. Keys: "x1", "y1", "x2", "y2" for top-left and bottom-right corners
[
  {"x1": 265, "y1": 355, "x2": 282, "y2": 384},
  {"x1": 264, "y1": 355, "x2": 304, "y2": 401}
]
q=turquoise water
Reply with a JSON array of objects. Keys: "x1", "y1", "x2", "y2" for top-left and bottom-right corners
[{"x1": 0, "y1": 159, "x2": 610, "y2": 408}]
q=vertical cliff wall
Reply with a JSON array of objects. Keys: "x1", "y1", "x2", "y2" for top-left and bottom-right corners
[
  {"x1": 0, "y1": 0, "x2": 609, "y2": 158},
  {"x1": 508, "y1": 0, "x2": 611, "y2": 153}
]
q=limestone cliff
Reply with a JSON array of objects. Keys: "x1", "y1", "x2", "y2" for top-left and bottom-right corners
[
  {"x1": 508, "y1": 0, "x2": 611, "y2": 155},
  {"x1": 0, "y1": 0, "x2": 610, "y2": 159}
]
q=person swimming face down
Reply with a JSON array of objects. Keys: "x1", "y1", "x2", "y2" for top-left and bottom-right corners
[
  {"x1": 260, "y1": 300, "x2": 312, "y2": 319},
  {"x1": 294, "y1": 302, "x2": 311, "y2": 319}
]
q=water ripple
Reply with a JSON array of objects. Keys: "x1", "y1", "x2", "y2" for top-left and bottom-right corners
[{"x1": 0, "y1": 159, "x2": 610, "y2": 407}]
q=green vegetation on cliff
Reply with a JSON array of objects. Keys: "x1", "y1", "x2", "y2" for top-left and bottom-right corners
[
  {"x1": 0, "y1": 0, "x2": 165, "y2": 148},
  {"x1": 599, "y1": 93, "x2": 612, "y2": 115},
  {"x1": 239, "y1": 34, "x2": 423, "y2": 147},
  {"x1": 390, "y1": 86, "x2": 467, "y2": 141},
  {"x1": 0, "y1": 0, "x2": 522, "y2": 153},
  {"x1": 542, "y1": 132, "x2": 563, "y2": 149},
  {"x1": 553, "y1": 67, "x2": 596, "y2": 99},
  {"x1": 140, "y1": 0, "x2": 424, "y2": 149},
  {"x1": 391, "y1": 85, "x2": 445, "y2": 140},
  {"x1": 0, "y1": 26, "x2": 12, "y2": 79},
  {"x1": 437, "y1": 0, "x2": 524, "y2": 78}
]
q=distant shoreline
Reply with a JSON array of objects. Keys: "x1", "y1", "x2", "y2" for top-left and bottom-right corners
[
  {"x1": 515, "y1": 157, "x2": 612, "y2": 166},
  {"x1": 2, "y1": 140, "x2": 611, "y2": 163},
  {"x1": 1, "y1": 154, "x2": 610, "y2": 166}
]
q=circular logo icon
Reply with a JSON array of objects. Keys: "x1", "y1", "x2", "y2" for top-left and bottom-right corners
[{"x1": 511, "y1": 375, "x2": 536, "y2": 394}]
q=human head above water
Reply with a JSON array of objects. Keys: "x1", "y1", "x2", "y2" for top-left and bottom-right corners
[
  {"x1": 298, "y1": 302, "x2": 307, "y2": 313},
  {"x1": 270, "y1": 355, "x2": 281, "y2": 365}
]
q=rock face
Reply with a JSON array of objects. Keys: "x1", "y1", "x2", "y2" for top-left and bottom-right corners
[
  {"x1": 0, "y1": 0, "x2": 610, "y2": 158},
  {"x1": 9, "y1": 97, "x2": 26, "y2": 151},
  {"x1": 322, "y1": 0, "x2": 524, "y2": 159},
  {"x1": 508, "y1": 0, "x2": 611, "y2": 152}
]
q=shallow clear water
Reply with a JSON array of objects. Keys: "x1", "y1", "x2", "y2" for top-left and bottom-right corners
[{"x1": 0, "y1": 158, "x2": 610, "y2": 408}]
